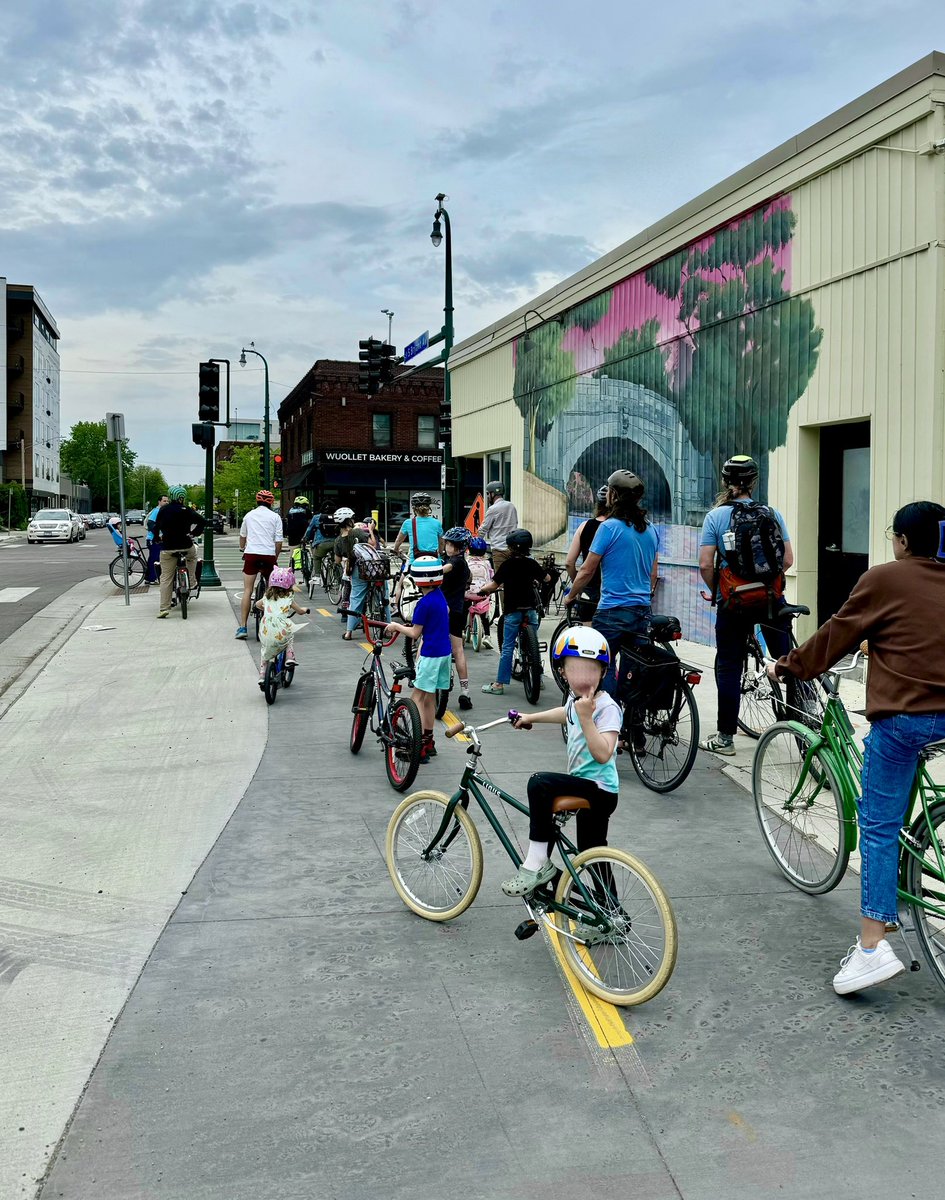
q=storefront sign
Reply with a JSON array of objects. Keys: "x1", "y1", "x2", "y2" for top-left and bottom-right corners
[{"x1": 321, "y1": 449, "x2": 443, "y2": 466}]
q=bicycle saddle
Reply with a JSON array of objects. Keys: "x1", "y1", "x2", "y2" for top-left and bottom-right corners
[
  {"x1": 552, "y1": 794, "x2": 592, "y2": 814},
  {"x1": 648, "y1": 614, "x2": 681, "y2": 640},
  {"x1": 392, "y1": 666, "x2": 415, "y2": 682},
  {"x1": 922, "y1": 740, "x2": 945, "y2": 759},
  {"x1": 780, "y1": 604, "x2": 810, "y2": 618}
]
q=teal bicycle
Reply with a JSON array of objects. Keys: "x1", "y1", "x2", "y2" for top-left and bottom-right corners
[
  {"x1": 752, "y1": 650, "x2": 945, "y2": 989},
  {"x1": 384, "y1": 715, "x2": 677, "y2": 1007}
]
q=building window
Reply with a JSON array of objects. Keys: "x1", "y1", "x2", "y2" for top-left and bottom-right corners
[
  {"x1": 417, "y1": 415, "x2": 436, "y2": 448},
  {"x1": 373, "y1": 413, "x2": 392, "y2": 448}
]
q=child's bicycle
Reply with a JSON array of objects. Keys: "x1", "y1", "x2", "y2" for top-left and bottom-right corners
[
  {"x1": 752, "y1": 649, "x2": 945, "y2": 990},
  {"x1": 344, "y1": 610, "x2": 423, "y2": 791},
  {"x1": 261, "y1": 646, "x2": 295, "y2": 705},
  {"x1": 385, "y1": 713, "x2": 678, "y2": 1006}
]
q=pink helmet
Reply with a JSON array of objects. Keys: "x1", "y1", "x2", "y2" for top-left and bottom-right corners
[{"x1": 268, "y1": 566, "x2": 296, "y2": 591}]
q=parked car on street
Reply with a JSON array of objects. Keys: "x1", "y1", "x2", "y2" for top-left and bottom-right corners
[
  {"x1": 27, "y1": 509, "x2": 81, "y2": 544},
  {"x1": 126, "y1": 509, "x2": 145, "y2": 525},
  {"x1": 70, "y1": 512, "x2": 87, "y2": 539},
  {"x1": 87, "y1": 512, "x2": 106, "y2": 528}
]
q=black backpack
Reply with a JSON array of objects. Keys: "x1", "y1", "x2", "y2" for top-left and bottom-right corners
[{"x1": 725, "y1": 501, "x2": 785, "y2": 582}]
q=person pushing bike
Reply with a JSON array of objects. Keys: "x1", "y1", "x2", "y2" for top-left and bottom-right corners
[{"x1": 153, "y1": 486, "x2": 204, "y2": 619}]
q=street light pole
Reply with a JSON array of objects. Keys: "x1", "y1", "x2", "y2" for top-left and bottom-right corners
[
  {"x1": 431, "y1": 193, "x2": 455, "y2": 525},
  {"x1": 240, "y1": 343, "x2": 271, "y2": 489},
  {"x1": 381, "y1": 308, "x2": 394, "y2": 344}
]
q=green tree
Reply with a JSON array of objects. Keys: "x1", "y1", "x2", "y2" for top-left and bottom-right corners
[
  {"x1": 594, "y1": 318, "x2": 670, "y2": 395},
  {"x1": 187, "y1": 483, "x2": 206, "y2": 510},
  {"x1": 563, "y1": 294, "x2": 610, "y2": 332},
  {"x1": 125, "y1": 464, "x2": 169, "y2": 509},
  {"x1": 513, "y1": 322, "x2": 577, "y2": 473},
  {"x1": 1, "y1": 482, "x2": 27, "y2": 529},
  {"x1": 215, "y1": 446, "x2": 265, "y2": 522},
  {"x1": 60, "y1": 420, "x2": 137, "y2": 510}
]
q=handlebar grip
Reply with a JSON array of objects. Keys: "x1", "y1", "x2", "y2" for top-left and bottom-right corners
[{"x1": 443, "y1": 721, "x2": 466, "y2": 739}]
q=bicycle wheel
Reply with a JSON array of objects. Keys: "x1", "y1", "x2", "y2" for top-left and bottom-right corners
[
  {"x1": 903, "y1": 799, "x2": 945, "y2": 993},
  {"x1": 301, "y1": 545, "x2": 312, "y2": 584},
  {"x1": 548, "y1": 615, "x2": 574, "y2": 696},
  {"x1": 520, "y1": 623, "x2": 542, "y2": 705},
  {"x1": 177, "y1": 570, "x2": 189, "y2": 619},
  {"x1": 386, "y1": 790, "x2": 484, "y2": 920},
  {"x1": 350, "y1": 674, "x2": 375, "y2": 754},
  {"x1": 470, "y1": 614, "x2": 481, "y2": 653},
  {"x1": 782, "y1": 675, "x2": 825, "y2": 732},
  {"x1": 385, "y1": 697, "x2": 423, "y2": 791},
  {"x1": 628, "y1": 678, "x2": 699, "y2": 793},
  {"x1": 752, "y1": 723, "x2": 851, "y2": 893},
  {"x1": 325, "y1": 564, "x2": 343, "y2": 606},
  {"x1": 191, "y1": 569, "x2": 202, "y2": 600},
  {"x1": 716, "y1": 643, "x2": 782, "y2": 739},
  {"x1": 254, "y1": 576, "x2": 265, "y2": 641},
  {"x1": 434, "y1": 670, "x2": 452, "y2": 720},
  {"x1": 366, "y1": 585, "x2": 397, "y2": 646},
  {"x1": 554, "y1": 847, "x2": 677, "y2": 1006},
  {"x1": 109, "y1": 554, "x2": 146, "y2": 589},
  {"x1": 263, "y1": 661, "x2": 278, "y2": 705},
  {"x1": 283, "y1": 664, "x2": 295, "y2": 688}
]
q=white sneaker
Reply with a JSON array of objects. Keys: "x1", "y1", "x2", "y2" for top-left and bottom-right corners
[{"x1": 832, "y1": 937, "x2": 905, "y2": 995}]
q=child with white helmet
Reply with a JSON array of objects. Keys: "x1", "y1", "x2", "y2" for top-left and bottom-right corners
[
  {"x1": 255, "y1": 566, "x2": 310, "y2": 686},
  {"x1": 501, "y1": 626, "x2": 622, "y2": 897}
]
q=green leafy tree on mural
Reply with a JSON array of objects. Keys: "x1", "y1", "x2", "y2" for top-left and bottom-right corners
[
  {"x1": 594, "y1": 318, "x2": 671, "y2": 396},
  {"x1": 645, "y1": 207, "x2": 822, "y2": 476},
  {"x1": 513, "y1": 322, "x2": 577, "y2": 473}
]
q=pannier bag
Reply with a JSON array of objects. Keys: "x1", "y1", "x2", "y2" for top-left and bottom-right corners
[{"x1": 618, "y1": 639, "x2": 680, "y2": 712}]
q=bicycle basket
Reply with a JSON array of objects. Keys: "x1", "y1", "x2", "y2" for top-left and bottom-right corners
[
  {"x1": 355, "y1": 547, "x2": 390, "y2": 581},
  {"x1": 618, "y1": 639, "x2": 680, "y2": 712}
]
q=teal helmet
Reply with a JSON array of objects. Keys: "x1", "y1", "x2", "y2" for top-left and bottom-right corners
[{"x1": 168, "y1": 485, "x2": 187, "y2": 502}]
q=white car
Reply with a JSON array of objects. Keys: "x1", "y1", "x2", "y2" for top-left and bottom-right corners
[
  {"x1": 71, "y1": 511, "x2": 87, "y2": 540},
  {"x1": 27, "y1": 509, "x2": 82, "y2": 544}
]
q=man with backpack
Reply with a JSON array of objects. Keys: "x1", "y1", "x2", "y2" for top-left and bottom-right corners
[{"x1": 698, "y1": 454, "x2": 794, "y2": 755}]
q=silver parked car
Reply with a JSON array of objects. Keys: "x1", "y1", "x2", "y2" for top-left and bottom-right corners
[{"x1": 27, "y1": 509, "x2": 81, "y2": 544}]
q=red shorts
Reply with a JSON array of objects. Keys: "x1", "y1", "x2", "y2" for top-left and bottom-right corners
[{"x1": 243, "y1": 554, "x2": 277, "y2": 578}]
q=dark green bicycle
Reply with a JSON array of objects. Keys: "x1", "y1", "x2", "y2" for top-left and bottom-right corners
[
  {"x1": 752, "y1": 650, "x2": 945, "y2": 989},
  {"x1": 385, "y1": 716, "x2": 677, "y2": 1007}
]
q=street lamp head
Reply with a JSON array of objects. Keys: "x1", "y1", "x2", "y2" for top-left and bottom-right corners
[
  {"x1": 430, "y1": 217, "x2": 443, "y2": 248},
  {"x1": 239, "y1": 350, "x2": 247, "y2": 366}
]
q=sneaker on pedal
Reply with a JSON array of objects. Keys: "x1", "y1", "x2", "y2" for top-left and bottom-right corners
[
  {"x1": 700, "y1": 732, "x2": 735, "y2": 756},
  {"x1": 458, "y1": 693, "x2": 473, "y2": 710},
  {"x1": 833, "y1": 938, "x2": 905, "y2": 995},
  {"x1": 501, "y1": 860, "x2": 556, "y2": 897}
]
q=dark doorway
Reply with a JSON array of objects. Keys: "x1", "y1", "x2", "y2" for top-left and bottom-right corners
[
  {"x1": 818, "y1": 421, "x2": 870, "y2": 624},
  {"x1": 571, "y1": 437, "x2": 672, "y2": 522}
]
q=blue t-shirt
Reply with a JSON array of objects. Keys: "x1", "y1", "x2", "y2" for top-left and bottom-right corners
[
  {"x1": 400, "y1": 516, "x2": 443, "y2": 560},
  {"x1": 700, "y1": 500, "x2": 790, "y2": 554},
  {"x1": 590, "y1": 518, "x2": 659, "y2": 610},
  {"x1": 565, "y1": 692, "x2": 622, "y2": 793},
  {"x1": 146, "y1": 505, "x2": 160, "y2": 544},
  {"x1": 413, "y1": 589, "x2": 451, "y2": 657}
]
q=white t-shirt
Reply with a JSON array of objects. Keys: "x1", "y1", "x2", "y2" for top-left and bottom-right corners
[
  {"x1": 564, "y1": 691, "x2": 622, "y2": 794},
  {"x1": 240, "y1": 506, "x2": 284, "y2": 556}
]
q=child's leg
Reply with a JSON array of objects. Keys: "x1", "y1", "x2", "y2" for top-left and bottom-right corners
[
  {"x1": 450, "y1": 632, "x2": 467, "y2": 682},
  {"x1": 523, "y1": 771, "x2": 587, "y2": 868},
  {"x1": 575, "y1": 787, "x2": 619, "y2": 853},
  {"x1": 414, "y1": 687, "x2": 435, "y2": 734}
]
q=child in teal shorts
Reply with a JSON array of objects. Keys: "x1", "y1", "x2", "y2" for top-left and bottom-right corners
[{"x1": 385, "y1": 556, "x2": 450, "y2": 763}]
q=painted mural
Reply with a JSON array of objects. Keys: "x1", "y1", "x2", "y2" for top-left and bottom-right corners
[{"x1": 512, "y1": 195, "x2": 822, "y2": 642}]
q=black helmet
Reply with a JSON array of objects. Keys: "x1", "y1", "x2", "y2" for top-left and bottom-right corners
[
  {"x1": 721, "y1": 455, "x2": 759, "y2": 485},
  {"x1": 485, "y1": 480, "x2": 505, "y2": 496},
  {"x1": 506, "y1": 528, "x2": 533, "y2": 550},
  {"x1": 411, "y1": 492, "x2": 432, "y2": 508},
  {"x1": 606, "y1": 469, "x2": 644, "y2": 492}
]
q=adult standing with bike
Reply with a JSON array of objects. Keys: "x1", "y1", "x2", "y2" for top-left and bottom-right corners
[
  {"x1": 768, "y1": 500, "x2": 945, "y2": 995},
  {"x1": 697, "y1": 454, "x2": 793, "y2": 756},
  {"x1": 477, "y1": 480, "x2": 518, "y2": 611},
  {"x1": 566, "y1": 470, "x2": 659, "y2": 696},
  {"x1": 153, "y1": 486, "x2": 204, "y2": 620},
  {"x1": 235, "y1": 489, "x2": 283, "y2": 640}
]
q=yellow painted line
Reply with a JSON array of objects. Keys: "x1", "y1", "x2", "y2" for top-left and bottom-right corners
[
  {"x1": 549, "y1": 927, "x2": 634, "y2": 1048},
  {"x1": 440, "y1": 708, "x2": 470, "y2": 743},
  {"x1": 359, "y1": 642, "x2": 372, "y2": 652},
  {"x1": 317, "y1": 607, "x2": 332, "y2": 617}
]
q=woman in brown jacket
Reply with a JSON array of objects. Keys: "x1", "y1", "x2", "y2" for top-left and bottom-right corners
[{"x1": 770, "y1": 501, "x2": 945, "y2": 996}]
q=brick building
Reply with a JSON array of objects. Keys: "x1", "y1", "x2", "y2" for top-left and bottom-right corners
[{"x1": 278, "y1": 360, "x2": 444, "y2": 536}]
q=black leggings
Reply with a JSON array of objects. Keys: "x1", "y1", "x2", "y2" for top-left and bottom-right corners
[{"x1": 527, "y1": 772, "x2": 618, "y2": 852}]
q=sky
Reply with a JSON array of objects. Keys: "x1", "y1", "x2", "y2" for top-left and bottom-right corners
[{"x1": 2, "y1": 0, "x2": 944, "y2": 484}]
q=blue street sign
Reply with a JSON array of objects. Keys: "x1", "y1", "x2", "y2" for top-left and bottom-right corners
[{"x1": 403, "y1": 330, "x2": 429, "y2": 363}]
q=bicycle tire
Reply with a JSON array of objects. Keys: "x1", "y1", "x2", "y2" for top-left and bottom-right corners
[
  {"x1": 109, "y1": 554, "x2": 146, "y2": 589},
  {"x1": 385, "y1": 697, "x2": 423, "y2": 791},
  {"x1": 366, "y1": 585, "x2": 397, "y2": 646},
  {"x1": 386, "y1": 789, "x2": 484, "y2": 920},
  {"x1": 554, "y1": 847, "x2": 678, "y2": 1006},
  {"x1": 628, "y1": 678, "x2": 699, "y2": 793},
  {"x1": 301, "y1": 545, "x2": 312, "y2": 584},
  {"x1": 520, "y1": 623, "x2": 542, "y2": 705},
  {"x1": 715, "y1": 642, "x2": 783, "y2": 739},
  {"x1": 254, "y1": 575, "x2": 265, "y2": 641},
  {"x1": 263, "y1": 661, "x2": 278, "y2": 705},
  {"x1": 177, "y1": 570, "x2": 189, "y2": 619},
  {"x1": 471, "y1": 614, "x2": 481, "y2": 653},
  {"x1": 903, "y1": 798, "x2": 945, "y2": 994},
  {"x1": 752, "y1": 722, "x2": 851, "y2": 893},
  {"x1": 782, "y1": 675, "x2": 825, "y2": 732},
  {"x1": 350, "y1": 674, "x2": 374, "y2": 754},
  {"x1": 283, "y1": 663, "x2": 295, "y2": 688},
  {"x1": 325, "y1": 565, "x2": 343, "y2": 606}
]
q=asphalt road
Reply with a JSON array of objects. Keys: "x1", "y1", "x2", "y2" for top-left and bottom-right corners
[{"x1": 0, "y1": 529, "x2": 118, "y2": 645}]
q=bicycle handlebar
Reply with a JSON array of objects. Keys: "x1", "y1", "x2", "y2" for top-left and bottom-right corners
[
  {"x1": 444, "y1": 715, "x2": 513, "y2": 741},
  {"x1": 338, "y1": 608, "x2": 389, "y2": 629}
]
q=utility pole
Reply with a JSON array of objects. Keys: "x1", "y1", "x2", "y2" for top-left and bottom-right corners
[{"x1": 106, "y1": 413, "x2": 131, "y2": 607}]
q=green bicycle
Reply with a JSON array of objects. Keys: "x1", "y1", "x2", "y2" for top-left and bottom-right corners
[
  {"x1": 752, "y1": 650, "x2": 945, "y2": 989},
  {"x1": 385, "y1": 715, "x2": 678, "y2": 1007}
]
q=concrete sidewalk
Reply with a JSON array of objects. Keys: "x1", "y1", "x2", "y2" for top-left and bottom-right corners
[{"x1": 0, "y1": 584, "x2": 267, "y2": 1198}]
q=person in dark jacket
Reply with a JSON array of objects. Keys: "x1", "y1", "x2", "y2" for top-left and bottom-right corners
[
  {"x1": 771, "y1": 500, "x2": 945, "y2": 995},
  {"x1": 153, "y1": 486, "x2": 205, "y2": 618}
]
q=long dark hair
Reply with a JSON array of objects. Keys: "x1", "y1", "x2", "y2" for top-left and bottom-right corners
[
  {"x1": 892, "y1": 501, "x2": 945, "y2": 559},
  {"x1": 610, "y1": 485, "x2": 648, "y2": 533}
]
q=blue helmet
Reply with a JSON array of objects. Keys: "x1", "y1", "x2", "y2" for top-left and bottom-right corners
[
  {"x1": 469, "y1": 536, "x2": 488, "y2": 554},
  {"x1": 443, "y1": 526, "x2": 471, "y2": 547}
]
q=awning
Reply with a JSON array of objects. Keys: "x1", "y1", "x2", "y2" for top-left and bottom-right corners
[{"x1": 284, "y1": 469, "x2": 310, "y2": 488}]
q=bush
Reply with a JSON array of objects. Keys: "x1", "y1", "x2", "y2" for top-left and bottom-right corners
[{"x1": 0, "y1": 483, "x2": 27, "y2": 530}]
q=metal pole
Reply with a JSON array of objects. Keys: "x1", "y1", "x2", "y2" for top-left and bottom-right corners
[
  {"x1": 201, "y1": 425, "x2": 221, "y2": 586},
  {"x1": 116, "y1": 440, "x2": 130, "y2": 607},
  {"x1": 435, "y1": 199, "x2": 455, "y2": 526},
  {"x1": 241, "y1": 347, "x2": 270, "y2": 488}
]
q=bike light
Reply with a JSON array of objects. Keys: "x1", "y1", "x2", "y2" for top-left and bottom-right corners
[
  {"x1": 672, "y1": 632, "x2": 682, "y2": 640},
  {"x1": 686, "y1": 672, "x2": 701, "y2": 685}
]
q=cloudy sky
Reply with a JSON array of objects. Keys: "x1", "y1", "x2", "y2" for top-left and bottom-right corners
[{"x1": 2, "y1": 0, "x2": 944, "y2": 482}]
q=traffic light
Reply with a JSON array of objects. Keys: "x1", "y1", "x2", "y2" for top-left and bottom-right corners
[
  {"x1": 379, "y1": 342, "x2": 396, "y2": 385},
  {"x1": 272, "y1": 452, "x2": 283, "y2": 490},
  {"x1": 358, "y1": 338, "x2": 382, "y2": 395},
  {"x1": 438, "y1": 401, "x2": 452, "y2": 441},
  {"x1": 192, "y1": 423, "x2": 215, "y2": 449},
  {"x1": 198, "y1": 361, "x2": 220, "y2": 422}
]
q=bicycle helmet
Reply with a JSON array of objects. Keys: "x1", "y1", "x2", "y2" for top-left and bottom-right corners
[
  {"x1": 411, "y1": 556, "x2": 444, "y2": 587},
  {"x1": 721, "y1": 454, "x2": 759, "y2": 485},
  {"x1": 469, "y1": 536, "x2": 488, "y2": 554},
  {"x1": 596, "y1": 484, "x2": 609, "y2": 501},
  {"x1": 168, "y1": 485, "x2": 187, "y2": 502},
  {"x1": 485, "y1": 480, "x2": 505, "y2": 496},
  {"x1": 506, "y1": 528, "x2": 533, "y2": 551},
  {"x1": 268, "y1": 566, "x2": 296, "y2": 591},
  {"x1": 411, "y1": 492, "x2": 432, "y2": 509},
  {"x1": 552, "y1": 626, "x2": 610, "y2": 666},
  {"x1": 333, "y1": 506, "x2": 355, "y2": 521},
  {"x1": 443, "y1": 526, "x2": 471, "y2": 547},
  {"x1": 606, "y1": 470, "x2": 643, "y2": 493},
  {"x1": 295, "y1": 496, "x2": 311, "y2": 506},
  {"x1": 256, "y1": 489, "x2": 275, "y2": 506}
]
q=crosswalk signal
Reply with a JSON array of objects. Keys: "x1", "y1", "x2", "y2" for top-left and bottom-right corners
[
  {"x1": 358, "y1": 338, "x2": 383, "y2": 395},
  {"x1": 438, "y1": 401, "x2": 452, "y2": 442},
  {"x1": 272, "y1": 452, "x2": 283, "y2": 490},
  {"x1": 379, "y1": 343, "x2": 396, "y2": 385},
  {"x1": 192, "y1": 423, "x2": 215, "y2": 450},
  {"x1": 198, "y1": 361, "x2": 221, "y2": 422}
]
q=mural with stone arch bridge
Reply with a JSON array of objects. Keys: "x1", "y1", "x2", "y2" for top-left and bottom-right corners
[{"x1": 513, "y1": 194, "x2": 823, "y2": 643}]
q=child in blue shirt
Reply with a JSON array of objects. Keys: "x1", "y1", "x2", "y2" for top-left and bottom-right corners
[
  {"x1": 503, "y1": 626, "x2": 621, "y2": 901},
  {"x1": 386, "y1": 556, "x2": 450, "y2": 764}
]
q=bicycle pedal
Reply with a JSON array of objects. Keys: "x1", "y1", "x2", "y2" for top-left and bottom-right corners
[{"x1": 514, "y1": 919, "x2": 540, "y2": 941}]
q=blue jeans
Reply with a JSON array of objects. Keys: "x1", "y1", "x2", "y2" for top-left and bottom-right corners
[
  {"x1": 591, "y1": 605, "x2": 651, "y2": 695},
  {"x1": 859, "y1": 711, "x2": 945, "y2": 924},
  {"x1": 498, "y1": 609, "x2": 538, "y2": 686},
  {"x1": 346, "y1": 575, "x2": 391, "y2": 633}
]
